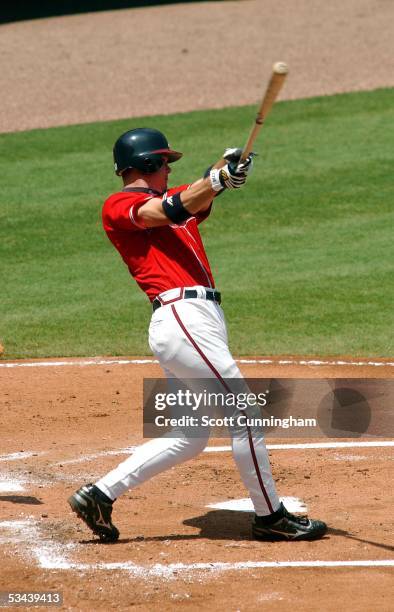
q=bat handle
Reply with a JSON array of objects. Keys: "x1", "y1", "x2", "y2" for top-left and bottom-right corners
[{"x1": 240, "y1": 119, "x2": 264, "y2": 161}]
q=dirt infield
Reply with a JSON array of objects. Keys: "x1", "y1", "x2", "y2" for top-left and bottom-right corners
[{"x1": 1, "y1": 357, "x2": 393, "y2": 610}]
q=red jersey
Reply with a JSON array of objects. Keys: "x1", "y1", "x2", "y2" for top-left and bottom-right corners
[{"x1": 102, "y1": 185, "x2": 215, "y2": 301}]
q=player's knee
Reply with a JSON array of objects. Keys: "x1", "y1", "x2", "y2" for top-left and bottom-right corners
[
  {"x1": 220, "y1": 359, "x2": 242, "y2": 379},
  {"x1": 177, "y1": 435, "x2": 209, "y2": 459}
]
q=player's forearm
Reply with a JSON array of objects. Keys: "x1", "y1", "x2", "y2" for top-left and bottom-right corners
[
  {"x1": 180, "y1": 178, "x2": 216, "y2": 213},
  {"x1": 137, "y1": 156, "x2": 253, "y2": 227},
  {"x1": 137, "y1": 177, "x2": 215, "y2": 227}
]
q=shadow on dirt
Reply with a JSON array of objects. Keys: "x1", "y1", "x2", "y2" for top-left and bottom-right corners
[
  {"x1": 327, "y1": 527, "x2": 394, "y2": 553},
  {"x1": 79, "y1": 511, "x2": 393, "y2": 552},
  {"x1": 78, "y1": 510, "x2": 252, "y2": 544},
  {"x1": 0, "y1": 495, "x2": 43, "y2": 505}
]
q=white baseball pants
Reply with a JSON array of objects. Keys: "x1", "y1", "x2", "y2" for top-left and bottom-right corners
[{"x1": 96, "y1": 287, "x2": 280, "y2": 516}]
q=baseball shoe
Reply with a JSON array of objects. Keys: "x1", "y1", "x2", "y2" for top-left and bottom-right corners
[
  {"x1": 252, "y1": 502, "x2": 327, "y2": 541},
  {"x1": 68, "y1": 484, "x2": 119, "y2": 542}
]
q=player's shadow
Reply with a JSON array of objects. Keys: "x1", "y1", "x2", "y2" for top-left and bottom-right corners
[
  {"x1": 0, "y1": 495, "x2": 43, "y2": 505},
  {"x1": 79, "y1": 510, "x2": 253, "y2": 544},
  {"x1": 107, "y1": 511, "x2": 391, "y2": 550},
  {"x1": 327, "y1": 527, "x2": 394, "y2": 552},
  {"x1": 182, "y1": 510, "x2": 252, "y2": 540},
  {"x1": 114, "y1": 510, "x2": 261, "y2": 544}
]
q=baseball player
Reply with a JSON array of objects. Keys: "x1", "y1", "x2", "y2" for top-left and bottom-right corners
[{"x1": 68, "y1": 128, "x2": 327, "y2": 543}]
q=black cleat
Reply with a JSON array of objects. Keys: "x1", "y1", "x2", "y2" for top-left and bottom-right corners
[
  {"x1": 253, "y1": 502, "x2": 327, "y2": 541},
  {"x1": 68, "y1": 484, "x2": 119, "y2": 542}
]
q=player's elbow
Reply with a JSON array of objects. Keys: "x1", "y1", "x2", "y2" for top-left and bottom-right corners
[{"x1": 137, "y1": 201, "x2": 170, "y2": 228}]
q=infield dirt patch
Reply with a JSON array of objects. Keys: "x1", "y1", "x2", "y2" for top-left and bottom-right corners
[{"x1": 1, "y1": 358, "x2": 393, "y2": 610}]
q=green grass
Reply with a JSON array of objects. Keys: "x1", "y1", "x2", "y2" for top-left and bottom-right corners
[{"x1": 1, "y1": 88, "x2": 393, "y2": 358}]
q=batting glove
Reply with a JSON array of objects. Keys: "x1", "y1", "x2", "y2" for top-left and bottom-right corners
[
  {"x1": 209, "y1": 154, "x2": 254, "y2": 191},
  {"x1": 223, "y1": 147, "x2": 257, "y2": 168},
  {"x1": 223, "y1": 147, "x2": 244, "y2": 163}
]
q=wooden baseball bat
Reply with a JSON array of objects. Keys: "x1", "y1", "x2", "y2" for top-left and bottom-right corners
[{"x1": 213, "y1": 62, "x2": 289, "y2": 169}]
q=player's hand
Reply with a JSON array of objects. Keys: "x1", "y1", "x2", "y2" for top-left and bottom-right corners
[
  {"x1": 219, "y1": 154, "x2": 254, "y2": 189},
  {"x1": 208, "y1": 153, "x2": 255, "y2": 191},
  {"x1": 223, "y1": 147, "x2": 257, "y2": 166},
  {"x1": 223, "y1": 147, "x2": 243, "y2": 164}
]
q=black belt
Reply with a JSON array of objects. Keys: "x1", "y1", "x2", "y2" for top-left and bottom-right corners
[{"x1": 152, "y1": 289, "x2": 221, "y2": 312}]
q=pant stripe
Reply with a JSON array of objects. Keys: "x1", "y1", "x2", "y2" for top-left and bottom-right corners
[{"x1": 171, "y1": 304, "x2": 274, "y2": 514}]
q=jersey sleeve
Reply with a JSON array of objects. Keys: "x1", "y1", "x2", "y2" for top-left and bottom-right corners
[{"x1": 102, "y1": 193, "x2": 151, "y2": 231}]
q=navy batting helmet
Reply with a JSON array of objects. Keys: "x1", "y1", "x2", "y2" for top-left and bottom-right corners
[{"x1": 113, "y1": 128, "x2": 182, "y2": 175}]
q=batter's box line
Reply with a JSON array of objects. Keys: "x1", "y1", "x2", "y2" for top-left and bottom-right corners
[
  {"x1": 2, "y1": 442, "x2": 394, "y2": 470},
  {"x1": 0, "y1": 451, "x2": 45, "y2": 462},
  {"x1": 205, "y1": 441, "x2": 394, "y2": 452},
  {"x1": 47, "y1": 440, "x2": 394, "y2": 469},
  {"x1": 0, "y1": 519, "x2": 392, "y2": 580},
  {"x1": 0, "y1": 357, "x2": 393, "y2": 368}
]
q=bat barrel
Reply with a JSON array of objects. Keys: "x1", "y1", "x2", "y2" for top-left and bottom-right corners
[
  {"x1": 213, "y1": 62, "x2": 289, "y2": 169},
  {"x1": 240, "y1": 62, "x2": 289, "y2": 159}
]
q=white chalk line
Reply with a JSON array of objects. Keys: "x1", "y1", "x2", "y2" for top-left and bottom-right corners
[
  {"x1": 1, "y1": 357, "x2": 393, "y2": 369},
  {"x1": 0, "y1": 520, "x2": 392, "y2": 579},
  {"x1": 0, "y1": 358, "x2": 156, "y2": 369},
  {"x1": 91, "y1": 559, "x2": 394, "y2": 575},
  {"x1": 0, "y1": 441, "x2": 391, "y2": 473},
  {"x1": 0, "y1": 469, "x2": 58, "y2": 491},
  {"x1": 0, "y1": 451, "x2": 44, "y2": 462},
  {"x1": 88, "y1": 559, "x2": 394, "y2": 577},
  {"x1": 49, "y1": 440, "x2": 394, "y2": 467},
  {"x1": 206, "y1": 440, "x2": 394, "y2": 452},
  {"x1": 52, "y1": 440, "x2": 394, "y2": 466},
  {"x1": 0, "y1": 520, "x2": 79, "y2": 571},
  {"x1": 0, "y1": 455, "x2": 47, "y2": 492},
  {"x1": 0, "y1": 481, "x2": 25, "y2": 493},
  {"x1": 240, "y1": 359, "x2": 394, "y2": 367},
  {"x1": 55, "y1": 446, "x2": 137, "y2": 466}
]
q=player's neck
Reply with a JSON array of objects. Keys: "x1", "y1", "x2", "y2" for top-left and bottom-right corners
[
  {"x1": 123, "y1": 177, "x2": 167, "y2": 195},
  {"x1": 122, "y1": 167, "x2": 168, "y2": 194},
  {"x1": 123, "y1": 177, "x2": 150, "y2": 190}
]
